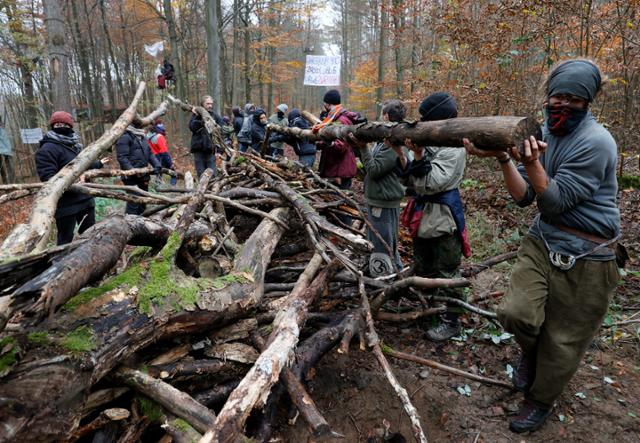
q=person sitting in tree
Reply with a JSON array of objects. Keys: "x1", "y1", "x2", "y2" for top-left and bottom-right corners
[{"x1": 464, "y1": 59, "x2": 621, "y2": 433}]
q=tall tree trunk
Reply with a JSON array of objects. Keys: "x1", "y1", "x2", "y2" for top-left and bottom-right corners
[
  {"x1": 216, "y1": 0, "x2": 228, "y2": 112},
  {"x1": 376, "y1": 0, "x2": 387, "y2": 114},
  {"x1": 163, "y1": 0, "x2": 187, "y2": 137},
  {"x1": 206, "y1": 0, "x2": 221, "y2": 113},
  {"x1": 392, "y1": 0, "x2": 404, "y2": 97},
  {"x1": 231, "y1": 0, "x2": 239, "y2": 106},
  {"x1": 99, "y1": 0, "x2": 125, "y2": 108},
  {"x1": 82, "y1": 0, "x2": 105, "y2": 135},
  {"x1": 243, "y1": 0, "x2": 251, "y2": 104},
  {"x1": 42, "y1": 0, "x2": 72, "y2": 113}
]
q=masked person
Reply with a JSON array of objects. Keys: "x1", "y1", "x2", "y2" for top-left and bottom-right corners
[
  {"x1": 249, "y1": 108, "x2": 268, "y2": 154},
  {"x1": 286, "y1": 108, "x2": 317, "y2": 167},
  {"x1": 36, "y1": 111, "x2": 107, "y2": 245},
  {"x1": 464, "y1": 59, "x2": 620, "y2": 433},
  {"x1": 394, "y1": 92, "x2": 471, "y2": 341},
  {"x1": 116, "y1": 125, "x2": 162, "y2": 215}
]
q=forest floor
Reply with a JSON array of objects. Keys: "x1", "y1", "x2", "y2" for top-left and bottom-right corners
[
  {"x1": 1, "y1": 146, "x2": 638, "y2": 442},
  {"x1": 274, "y1": 151, "x2": 640, "y2": 442}
]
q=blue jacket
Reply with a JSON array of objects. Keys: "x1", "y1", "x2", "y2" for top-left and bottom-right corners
[{"x1": 286, "y1": 109, "x2": 316, "y2": 156}]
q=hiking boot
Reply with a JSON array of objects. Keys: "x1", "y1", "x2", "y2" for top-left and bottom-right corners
[
  {"x1": 509, "y1": 400, "x2": 553, "y2": 433},
  {"x1": 513, "y1": 353, "x2": 535, "y2": 393},
  {"x1": 425, "y1": 321, "x2": 460, "y2": 342}
]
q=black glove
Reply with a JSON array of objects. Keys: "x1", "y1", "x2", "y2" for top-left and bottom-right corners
[{"x1": 407, "y1": 158, "x2": 432, "y2": 178}]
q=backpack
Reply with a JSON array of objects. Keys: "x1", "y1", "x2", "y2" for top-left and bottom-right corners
[
  {"x1": 340, "y1": 110, "x2": 367, "y2": 125},
  {"x1": 237, "y1": 115, "x2": 253, "y2": 143}
]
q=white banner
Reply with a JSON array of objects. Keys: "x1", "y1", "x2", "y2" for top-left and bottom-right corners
[
  {"x1": 303, "y1": 55, "x2": 341, "y2": 86},
  {"x1": 20, "y1": 128, "x2": 43, "y2": 144},
  {"x1": 144, "y1": 41, "x2": 164, "y2": 57}
]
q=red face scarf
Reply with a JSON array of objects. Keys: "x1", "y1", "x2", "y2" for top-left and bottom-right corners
[{"x1": 545, "y1": 104, "x2": 587, "y2": 136}]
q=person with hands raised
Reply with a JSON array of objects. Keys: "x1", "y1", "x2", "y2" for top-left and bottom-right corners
[
  {"x1": 464, "y1": 59, "x2": 621, "y2": 434},
  {"x1": 395, "y1": 92, "x2": 472, "y2": 343},
  {"x1": 347, "y1": 100, "x2": 407, "y2": 276}
]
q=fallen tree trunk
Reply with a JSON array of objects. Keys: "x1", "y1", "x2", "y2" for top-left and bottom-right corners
[
  {"x1": 268, "y1": 116, "x2": 541, "y2": 151},
  {"x1": 0, "y1": 208, "x2": 289, "y2": 442},
  {"x1": 200, "y1": 254, "x2": 332, "y2": 443},
  {"x1": 0, "y1": 82, "x2": 148, "y2": 258},
  {"x1": 113, "y1": 367, "x2": 217, "y2": 434}
]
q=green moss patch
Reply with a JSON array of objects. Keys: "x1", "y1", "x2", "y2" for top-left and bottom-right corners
[
  {"x1": 61, "y1": 325, "x2": 97, "y2": 352},
  {"x1": 64, "y1": 264, "x2": 143, "y2": 312},
  {"x1": 137, "y1": 396, "x2": 163, "y2": 423},
  {"x1": 173, "y1": 418, "x2": 196, "y2": 433},
  {"x1": 0, "y1": 337, "x2": 20, "y2": 377},
  {"x1": 27, "y1": 331, "x2": 51, "y2": 346}
]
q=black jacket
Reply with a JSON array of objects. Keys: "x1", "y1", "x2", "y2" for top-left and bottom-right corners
[
  {"x1": 286, "y1": 110, "x2": 317, "y2": 156},
  {"x1": 116, "y1": 131, "x2": 160, "y2": 182},
  {"x1": 233, "y1": 115, "x2": 244, "y2": 135},
  {"x1": 36, "y1": 133, "x2": 103, "y2": 218},
  {"x1": 189, "y1": 110, "x2": 224, "y2": 153},
  {"x1": 250, "y1": 114, "x2": 267, "y2": 151}
]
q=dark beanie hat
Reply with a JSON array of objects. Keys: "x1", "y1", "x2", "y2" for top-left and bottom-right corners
[
  {"x1": 547, "y1": 59, "x2": 601, "y2": 102},
  {"x1": 323, "y1": 89, "x2": 341, "y2": 105},
  {"x1": 418, "y1": 92, "x2": 458, "y2": 121}
]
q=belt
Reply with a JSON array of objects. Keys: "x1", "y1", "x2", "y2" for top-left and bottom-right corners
[{"x1": 542, "y1": 218, "x2": 611, "y2": 245}]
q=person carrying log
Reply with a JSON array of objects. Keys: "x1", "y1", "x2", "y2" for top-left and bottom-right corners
[
  {"x1": 313, "y1": 90, "x2": 359, "y2": 192},
  {"x1": 116, "y1": 125, "x2": 162, "y2": 215},
  {"x1": 189, "y1": 95, "x2": 224, "y2": 178},
  {"x1": 237, "y1": 103, "x2": 256, "y2": 152},
  {"x1": 286, "y1": 108, "x2": 317, "y2": 167},
  {"x1": 347, "y1": 99, "x2": 407, "y2": 276},
  {"x1": 464, "y1": 59, "x2": 621, "y2": 433},
  {"x1": 35, "y1": 111, "x2": 109, "y2": 245},
  {"x1": 268, "y1": 103, "x2": 289, "y2": 159},
  {"x1": 392, "y1": 92, "x2": 472, "y2": 341}
]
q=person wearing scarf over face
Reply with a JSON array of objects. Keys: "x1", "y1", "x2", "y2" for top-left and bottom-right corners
[
  {"x1": 116, "y1": 125, "x2": 162, "y2": 215},
  {"x1": 464, "y1": 59, "x2": 621, "y2": 434},
  {"x1": 393, "y1": 92, "x2": 471, "y2": 341},
  {"x1": 36, "y1": 111, "x2": 108, "y2": 245}
]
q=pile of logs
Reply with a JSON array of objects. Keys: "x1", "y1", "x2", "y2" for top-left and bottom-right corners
[{"x1": 0, "y1": 86, "x2": 522, "y2": 443}]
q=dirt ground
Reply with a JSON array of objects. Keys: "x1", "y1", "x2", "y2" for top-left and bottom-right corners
[
  {"x1": 271, "y1": 151, "x2": 640, "y2": 442},
  {"x1": 2, "y1": 145, "x2": 638, "y2": 442}
]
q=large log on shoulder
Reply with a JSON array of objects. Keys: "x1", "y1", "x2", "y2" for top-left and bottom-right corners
[
  {"x1": 267, "y1": 116, "x2": 541, "y2": 151},
  {"x1": 0, "y1": 208, "x2": 289, "y2": 442}
]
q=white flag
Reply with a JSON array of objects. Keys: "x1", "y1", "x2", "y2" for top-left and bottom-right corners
[{"x1": 144, "y1": 41, "x2": 164, "y2": 57}]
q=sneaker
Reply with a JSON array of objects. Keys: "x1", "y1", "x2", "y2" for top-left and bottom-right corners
[
  {"x1": 509, "y1": 399, "x2": 553, "y2": 433},
  {"x1": 425, "y1": 321, "x2": 460, "y2": 342},
  {"x1": 513, "y1": 353, "x2": 535, "y2": 393}
]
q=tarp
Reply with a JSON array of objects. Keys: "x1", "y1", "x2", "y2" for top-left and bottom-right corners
[{"x1": 0, "y1": 127, "x2": 12, "y2": 156}]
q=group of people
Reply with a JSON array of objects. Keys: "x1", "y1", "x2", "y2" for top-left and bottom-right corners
[{"x1": 35, "y1": 58, "x2": 621, "y2": 435}]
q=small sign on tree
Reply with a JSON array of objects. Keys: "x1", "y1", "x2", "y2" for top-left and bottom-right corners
[{"x1": 303, "y1": 55, "x2": 341, "y2": 86}]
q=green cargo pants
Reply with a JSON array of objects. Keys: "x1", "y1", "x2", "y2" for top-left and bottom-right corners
[
  {"x1": 413, "y1": 233, "x2": 465, "y2": 314},
  {"x1": 498, "y1": 235, "x2": 619, "y2": 408}
]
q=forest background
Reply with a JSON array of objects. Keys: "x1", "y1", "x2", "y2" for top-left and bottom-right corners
[{"x1": 0, "y1": 0, "x2": 638, "y2": 183}]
